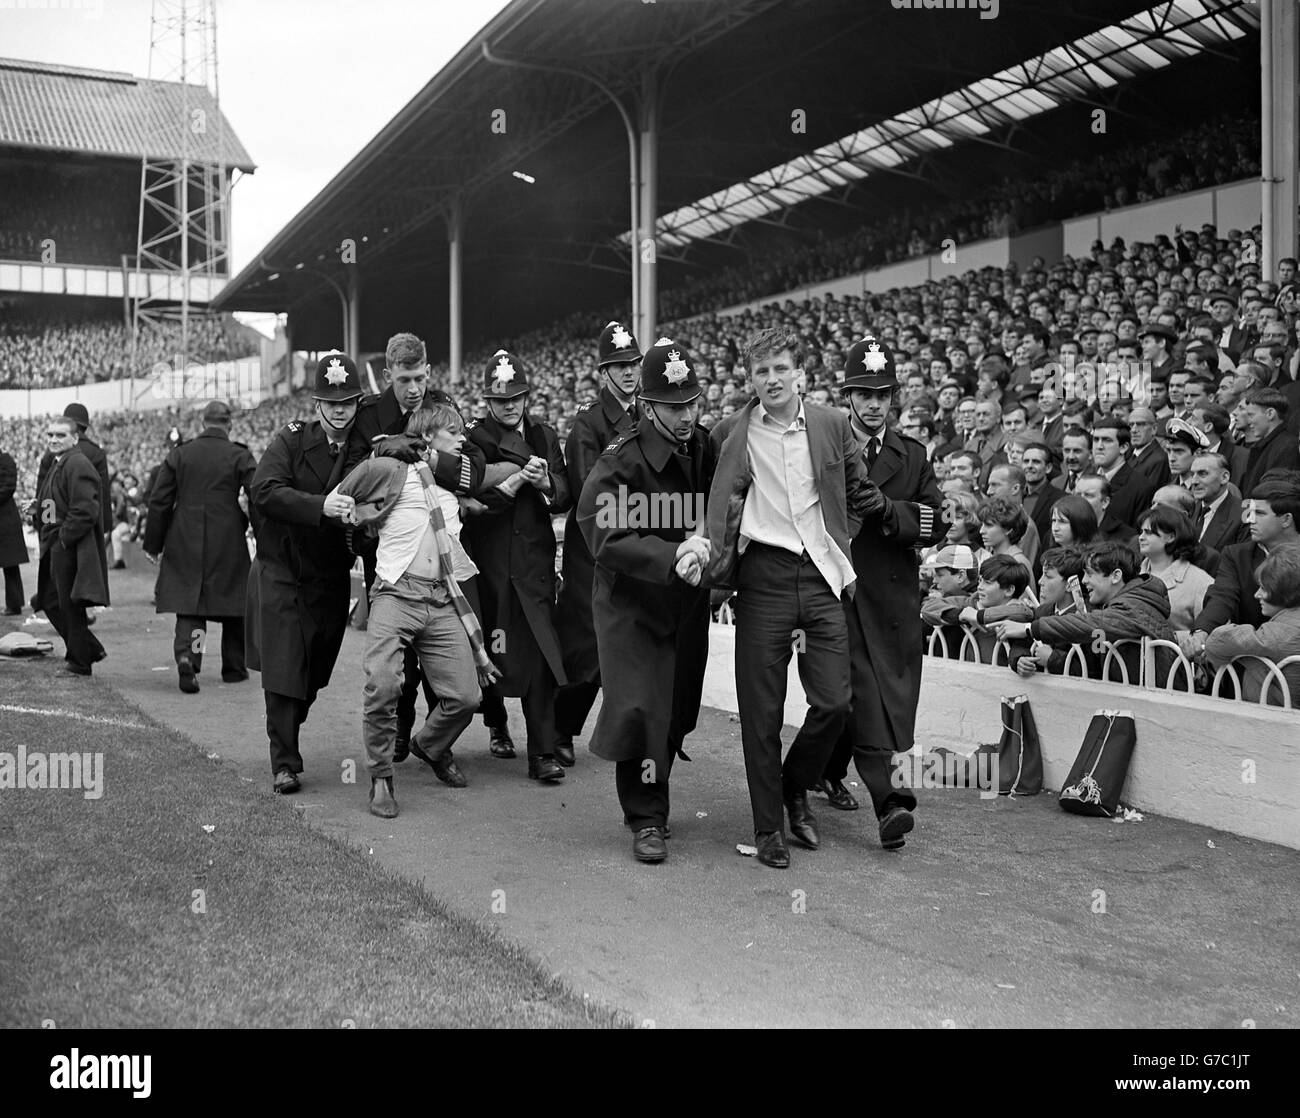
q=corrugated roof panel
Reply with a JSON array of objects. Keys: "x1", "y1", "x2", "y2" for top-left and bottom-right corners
[
  {"x1": 636, "y1": 0, "x2": 1258, "y2": 249},
  {"x1": 0, "y1": 58, "x2": 254, "y2": 169}
]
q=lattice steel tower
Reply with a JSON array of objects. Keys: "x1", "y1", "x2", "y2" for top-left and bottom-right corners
[{"x1": 132, "y1": 0, "x2": 229, "y2": 376}]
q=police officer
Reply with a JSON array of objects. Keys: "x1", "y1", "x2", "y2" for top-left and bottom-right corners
[
  {"x1": 554, "y1": 321, "x2": 643, "y2": 764},
  {"x1": 461, "y1": 349, "x2": 571, "y2": 783},
  {"x1": 819, "y1": 336, "x2": 945, "y2": 849},
  {"x1": 577, "y1": 338, "x2": 714, "y2": 863},
  {"x1": 247, "y1": 353, "x2": 362, "y2": 793},
  {"x1": 144, "y1": 400, "x2": 257, "y2": 693}
]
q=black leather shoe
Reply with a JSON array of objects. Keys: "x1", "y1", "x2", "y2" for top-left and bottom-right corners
[
  {"x1": 432, "y1": 753, "x2": 468, "y2": 788},
  {"x1": 554, "y1": 737, "x2": 576, "y2": 767},
  {"x1": 489, "y1": 726, "x2": 516, "y2": 758},
  {"x1": 221, "y1": 669, "x2": 249, "y2": 684},
  {"x1": 878, "y1": 805, "x2": 915, "y2": 851},
  {"x1": 273, "y1": 770, "x2": 300, "y2": 794},
  {"x1": 408, "y1": 737, "x2": 447, "y2": 773},
  {"x1": 625, "y1": 819, "x2": 671, "y2": 839},
  {"x1": 755, "y1": 831, "x2": 790, "y2": 869},
  {"x1": 392, "y1": 733, "x2": 410, "y2": 764},
  {"x1": 527, "y1": 755, "x2": 565, "y2": 782},
  {"x1": 822, "y1": 778, "x2": 859, "y2": 811},
  {"x1": 178, "y1": 655, "x2": 199, "y2": 694},
  {"x1": 632, "y1": 827, "x2": 667, "y2": 863},
  {"x1": 784, "y1": 790, "x2": 820, "y2": 850},
  {"x1": 369, "y1": 777, "x2": 398, "y2": 818}
]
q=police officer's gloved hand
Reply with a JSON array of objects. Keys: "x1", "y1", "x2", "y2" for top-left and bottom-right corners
[
  {"x1": 860, "y1": 478, "x2": 888, "y2": 517},
  {"x1": 372, "y1": 434, "x2": 427, "y2": 463}
]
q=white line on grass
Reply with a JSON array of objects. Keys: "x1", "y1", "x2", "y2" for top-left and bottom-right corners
[{"x1": 0, "y1": 705, "x2": 151, "y2": 731}]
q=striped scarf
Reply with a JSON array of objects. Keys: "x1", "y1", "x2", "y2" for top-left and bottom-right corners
[{"x1": 414, "y1": 463, "x2": 501, "y2": 688}]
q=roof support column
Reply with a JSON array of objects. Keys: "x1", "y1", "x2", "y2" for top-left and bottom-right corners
[
  {"x1": 637, "y1": 67, "x2": 659, "y2": 348},
  {"x1": 479, "y1": 42, "x2": 642, "y2": 340},
  {"x1": 448, "y1": 195, "x2": 464, "y2": 386},
  {"x1": 1262, "y1": 0, "x2": 1298, "y2": 276},
  {"x1": 346, "y1": 268, "x2": 361, "y2": 362}
]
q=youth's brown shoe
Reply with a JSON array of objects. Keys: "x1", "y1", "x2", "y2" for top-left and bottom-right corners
[{"x1": 369, "y1": 777, "x2": 399, "y2": 819}]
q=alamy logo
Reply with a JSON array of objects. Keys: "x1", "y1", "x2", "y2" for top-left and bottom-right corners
[
  {"x1": 891, "y1": 0, "x2": 999, "y2": 20},
  {"x1": 891, "y1": 749, "x2": 1000, "y2": 800},
  {"x1": 50, "y1": 1050, "x2": 151, "y2": 1098},
  {"x1": 0, "y1": 745, "x2": 104, "y2": 800},
  {"x1": 594, "y1": 484, "x2": 704, "y2": 531}
]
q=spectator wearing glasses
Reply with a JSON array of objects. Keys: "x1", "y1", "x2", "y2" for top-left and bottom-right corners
[{"x1": 1136, "y1": 505, "x2": 1215, "y2": 631}]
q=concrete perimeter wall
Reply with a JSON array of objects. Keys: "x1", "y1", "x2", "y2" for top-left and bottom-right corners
[{"x1": 702, "y1": 623, "x2": 1300, "y2": 851}]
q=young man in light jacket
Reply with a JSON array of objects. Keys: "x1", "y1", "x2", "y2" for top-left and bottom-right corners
[{"x1": 338, "y1": 404, "x2": 496, "y2": 818}]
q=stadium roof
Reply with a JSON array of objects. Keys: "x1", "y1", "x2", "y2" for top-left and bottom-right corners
[
  {"x1": 646, "y1": 0, "x2": 1262, "y2": 249},
  {"x1": 0, "y1": 57, "x2": 254, "y2": 171},
  {"x1": 213, "y1": 0, "x2": 1250, "y2": 355}
]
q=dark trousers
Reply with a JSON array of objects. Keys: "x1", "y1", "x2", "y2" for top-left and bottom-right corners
[
  {"x1": 478, "y1": 627, "x2": 559, "y2": 759},
  {"x1": 554, "y1": 680, "x2": 600, "y2": 738},
  {"x1": 823, "y1": 614, "x2": 917, "y2": 817},
  {"x1": 3, "y1": 566, "x2": 23, "y2": 612},
  {"x1": 734, "y1": 543, "x2": 851, "y2": 835},
  {"x1": 174, "y1": 615, "x2": 245, "y2": 677},
  {"x1": 616, "y1": 751, "x2": 677, "y2": 831},
  {"x1": 480, "y1": 687, "x2": 506, "y2": 729},
  {"x1": 45, "y1": 543, "x2": 105, "y2": 672},
  {"x1": 266, "y1": 690, "x2": 317, "y2": 775}
]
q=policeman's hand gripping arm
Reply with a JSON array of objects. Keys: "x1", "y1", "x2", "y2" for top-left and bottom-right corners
[{"x1": 371, "y1": 434, "x2": 426, "y2": 464}]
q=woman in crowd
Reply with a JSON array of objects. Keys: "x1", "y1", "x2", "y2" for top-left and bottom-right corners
[
  {"x1": 1136, "y1": 505, "x2": 1215, "y2": 632},
  {"x1": 1049, "y1": 494, "x2": 1099, "y2": 549},
  {"x1": 1204, "y1": 548, "x2": 1300, "y2": 706}
]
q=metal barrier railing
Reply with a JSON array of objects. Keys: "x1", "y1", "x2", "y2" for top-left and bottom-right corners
[{"x1": 918, "y1": 624, "x2": 1299, "y2": 711}]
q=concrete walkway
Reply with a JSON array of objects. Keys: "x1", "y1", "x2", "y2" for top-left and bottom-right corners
[{"x1": 52, "y1": 564, "x2": 1300, "y2": 1027}]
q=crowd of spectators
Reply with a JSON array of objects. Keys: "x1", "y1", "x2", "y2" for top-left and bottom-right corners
[
  {"x1": 658, "y1": 113, "x2": 1259, "y2": 320},
  {"x1": 0, "y1": 309, "x2": 260, "y2": 389},
  {"x1": 3, "y1": 188, "x2": 1298, "y2": 702},
  {"x1": 0, "y1": 163, "x2": 144, "y2": 269}
]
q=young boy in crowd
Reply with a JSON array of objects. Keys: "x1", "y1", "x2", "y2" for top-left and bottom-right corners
[
  {"x1": 923, "y1": 553, "x2": 1034, "y2": 661},
  {"x1": 996, "y1": 545, "x2": 1085, "y2": 675},
  {"x1": 995, "y1": 541, "x2": 1174, "y2": 679}
]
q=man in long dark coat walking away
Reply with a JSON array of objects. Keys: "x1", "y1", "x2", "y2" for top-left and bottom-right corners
[
  {"x1": 145, "y1": 400, "x2": 257, "y2": 693},
  {"x1": 820, "y1": 337, "x2": 946, "y2": 850},
  {"x1": 247, "y1": 354, "x2": 363, "y2": 793},
  {"x1": 578, "y1": 337, "x2": 714, "y2": 863}
]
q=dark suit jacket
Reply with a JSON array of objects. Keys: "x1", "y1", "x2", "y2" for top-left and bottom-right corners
[
  {"x1": 1103, "y1": 460, "x2": 1157, "y2": 530},
  {"x1": 1128, "y1": 440, "x2": 1171, "y2": 492},
  {"x1": 1192, "y1": 540, "x2": 1276, "y2": 634},
  {"x1": 1039, "y1": 414, "x2": 1065, "y2": 456},
  {"x1": 1240, "y1": 424, "x2": 1300, "y2": 498},
  {"x1": 964, "y1": 428, "x2": 1008, "y2": 490},
  {"x1": 704, "y1": 399, "x2": 866, "y2": 595},
  {"x1": 1208, "y1": 437, "x2": 1250, "y2": 487},
  {"x1": 1097, "y1": 513, "x2": 1139, "y2": 554},
  {"x1": 1024, "y1": 482, "x2": 1066, "y2": 562},
  {"x1": 1195, "y1": 490, "x2": 1245, "y2": 554}
]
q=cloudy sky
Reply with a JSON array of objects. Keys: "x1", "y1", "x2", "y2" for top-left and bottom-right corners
[{"x1": 2, "y1": 0, "x2": 512, "y2": 276}]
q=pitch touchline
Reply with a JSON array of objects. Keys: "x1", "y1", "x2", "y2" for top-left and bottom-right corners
[{"x1": 0, "y1": 705, "x2": 151, "y2": 731}]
